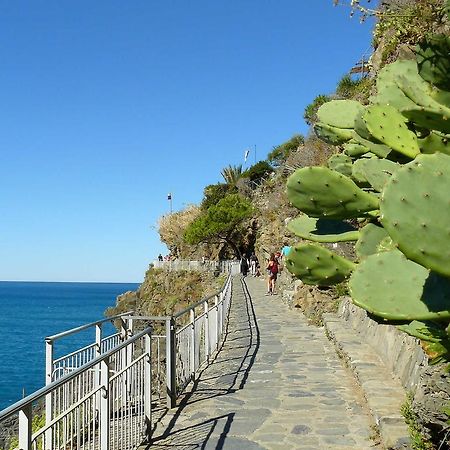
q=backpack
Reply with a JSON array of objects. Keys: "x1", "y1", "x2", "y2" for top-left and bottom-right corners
[{"x1": 269, "y1": 261, "x2": 278, "y2": 274}]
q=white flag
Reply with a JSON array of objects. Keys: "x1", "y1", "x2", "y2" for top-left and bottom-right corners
[{"x1": 244, "y1": 149, "x2": 250, "y2": 162}]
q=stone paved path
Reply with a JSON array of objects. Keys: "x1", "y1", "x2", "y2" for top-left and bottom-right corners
[{"x1": 146, "y1": 276, "x2": 379, "y2": 449}]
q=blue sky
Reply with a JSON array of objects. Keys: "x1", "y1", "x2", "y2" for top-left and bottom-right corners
[{"x1": 0, "y1": 1, "x2": 375, "y2": 282}]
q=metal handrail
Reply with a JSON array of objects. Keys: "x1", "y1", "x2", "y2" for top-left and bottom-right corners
[
  {"x1": 46, "y1": 310, "x2": 133, "y2": 342},
  {"x1": 0, "y1": 326, "x2": 152, "y2": 422}
]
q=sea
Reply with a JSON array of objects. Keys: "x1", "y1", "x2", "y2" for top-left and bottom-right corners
[{"x1": 0, "y1": 281, "x2": 139, "y2": 411}]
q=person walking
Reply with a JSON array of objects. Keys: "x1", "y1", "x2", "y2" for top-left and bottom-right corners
[
  {"x1": 266, "y1": 253, "x2": 279, "y2": 295},
  {"x1": 240, "y1": 254, "x2": 249, "y2": 277},
  {"x1": 250, "y1": 253, "x2": 258, "y2": 277}
]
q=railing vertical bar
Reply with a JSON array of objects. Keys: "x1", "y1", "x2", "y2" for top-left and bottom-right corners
[
  {"x1": 19, "y1": 403, "x2": 32, "y2": 450},
  {"x1": 204, "y1": 300, "x2": 209, "y2": 365},
  {"x1": 45, "y1": 338, "x2": 54, "y2": 448},
  {"x1": 100, "y1": 357, "x2": 110, "y2": 450},
  {"x1": 190, "y1": 309, "x2": 195, "y2": 377},
  {"x1": 165, "y1": 318, "x2": 176, "y2": 408},
  {"x1": 144, "y1": 333, "x2": 152, "y2": 440}
]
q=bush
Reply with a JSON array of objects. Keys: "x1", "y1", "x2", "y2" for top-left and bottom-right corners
[
  {"x1": 335, "y1": 74, "x2": 374, "y2": 103},
  {"x1": 267, "y1": 134, "x2": 305, "y2": 167},
  {"x1": 201, "y1": 183, "x2": 236, "y2": 210},
  {"x1": 242, "y1": 161, "x2": 274, "y2": 184}
]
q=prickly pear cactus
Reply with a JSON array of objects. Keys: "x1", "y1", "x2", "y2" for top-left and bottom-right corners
[
  {"x1": 363, "y1": 105, "x2": 420, "y2": 158},
  {"x1": 285, "y1": 243, "x2": 355, "y2": 286},
  {"x1": 286, "y1": 166, "x2": 379, "y2": 219},
  {"x1": 349, "y1": 250, "x2": 450, "y2": 321},
  {"x1": 317, "y1": 100, "x2": 364, "y2": 129},
  {"x1": 380, "y1": 153, "x2": 450, "y2": 277},
  {"x1": 287, "y1": 215, "x2": 359, "y2": 243}
]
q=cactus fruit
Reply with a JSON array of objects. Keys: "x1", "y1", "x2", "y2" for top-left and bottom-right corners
[
  {"x1": 327, "y1": 153, "x2": 353, "y2": 177},
  {"x1": 352, "y1": 158, "x2": 400, "y2": 192},
  {"x1": 317, "y1": 99, "x2": 364, "y2": 129},
  {"x1": 287, "y1": 215, "x2": 359, "y2": 243},
  {"x1": 314, "y1": 123, "x2": 353, "y2": 145},
  {"x1": 349, "y1": 250, "x2": 450, "y2": 321},
  {"x1": 355, "y1": 223, "x2": 389, "y2": 260},
  {"x1": 286, "y1": 166, "x2": 379, "y2": 219},
  {"x1": 285, "y1": 243, "x2": 355, "y2": 286},
  {"x1": 380, "y1": 153, "x2": 450, "y2": 277},
  {"x1": 418, "y1": 131, "x2": 450, "y2": 156},
  {"x1": 363, "y1": 105, "x2": 420, "y2": 159},
  {"x1": 416, "y1": 35, "x2": 450, "y2": 91}
]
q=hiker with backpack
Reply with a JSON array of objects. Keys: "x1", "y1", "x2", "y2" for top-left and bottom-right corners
[{"x1": 266, "y1": 253, "x2": 279, "y2": 295}]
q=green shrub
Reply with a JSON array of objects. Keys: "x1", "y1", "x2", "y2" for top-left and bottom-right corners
[
  {"x1": 242, "y1": 161, "x2": 274, "y2": 184},
  {"x1": 304, "y1": 95, "x2": 332, "y2": 125},
  {"x1": 267, "y1": 134, "x2": 304, "y2": 167}
]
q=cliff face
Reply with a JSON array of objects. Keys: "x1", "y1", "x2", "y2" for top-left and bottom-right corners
[{"x1": 107, "y1": 266, "x2": 224, "y2": 320}]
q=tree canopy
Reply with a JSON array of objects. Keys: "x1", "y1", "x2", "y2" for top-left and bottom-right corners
[{"x1": 184, "y1": 193, "x2": 253, "y2": 257}]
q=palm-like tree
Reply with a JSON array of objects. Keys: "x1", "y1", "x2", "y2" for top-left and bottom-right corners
[{"x1": 220, "y1": 164, "x2": 243, "y2": 186}]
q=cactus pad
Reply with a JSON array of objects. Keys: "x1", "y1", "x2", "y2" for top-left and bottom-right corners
[
  {"x1": 418, "y1": 131, "x2": 450, "y2": 156},
  {"x1": 363, "y1": 105, "x2": 420, "y2": 158},
  {"x1": 314, "y1": 123, "x2": 353, "y2": 145},
  {"x1": 355, "y1": 223, "x2": 388, "y2": 260},
  {"x1": 349, "y1": 250, "x2": 450, "y2": 321},
  {"x1": 285, "y1": 243, "x2": 355, "y2": 286},
  {"x1": 352, "y1": 158, "x2": 400, "y2": 192},
  {"x1": 343, "y1": 141, "x2": 370, "y2": 157},
  {"x1": 352, "y1": 132, "x2": 391, "y2": 158},
  {"x1": 327, "y1": 154, "x2": 353, "y2": 177},
  {"x1": 380, "y1": 153, "x2": 450, "y2": 277},
  {"x1": 416, "y1": 35, "x2": 450, "y2": 91},
  {"x1": 287, "y1": 166, "x2": 379, "y2": 219},
  {"x1": 317, "y1": 100, "x2": 364, "y2": 129},
  {"x1": 401, "y1": 106, "x2": 450, "y2": 135},
  {"x1": 287, "y1": 215, "x2": 359, "y2": 243}
]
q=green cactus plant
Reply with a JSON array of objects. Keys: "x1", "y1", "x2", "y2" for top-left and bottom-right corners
[
  {"x1": 380, "y1": 153, "x2": 450, "y2": 277},
  {"x1": 285, "y1": 243, "x2": 355, "y2": 286},
  {"x1": 349, "y1": 250, "x2": 450, "y2": 321},
  {"x1": 314, "y1": 123, "x2": 353, "y2": 145},
  {"x1": 363, "y1": 104, "x2": 420, "y2": 159},
  {"x1": 352, "y1": 158, "x2": 400, "y2": 192},
  {"x1": 327, "y1": 153, "x2": 353, "y2": 177},
  {"x1": 416, "y1": 34, "x2": 450, "y2": 92},
  {"x1": 355, "y1": 223, "x2": 389, "y2": 260},
  {"x1": 343, "y1": 141, "x2": 370, "y2": 157},
  {"x1": 317, "y1": 99, "x2": 365, "y2": 129},
  {"x1": 401, "y1": 106, "x2": 450, "y2": 135},
  {"x1": 286, "y1": 166, "x2": 379, "y2": 220},
  {"x1": 418, "y1": 131, "x2": 450, "y2": 156},
  {"x1": 287, "y1": 215, "x2": 359, "y2": 243},
  {"x1": 351, "y1": 132, "x2": 392, "y2": 158}
]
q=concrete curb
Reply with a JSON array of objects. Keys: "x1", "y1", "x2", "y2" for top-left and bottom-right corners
[{"x1": 323, "y1": 314, "x2": 411, "y2": 449}]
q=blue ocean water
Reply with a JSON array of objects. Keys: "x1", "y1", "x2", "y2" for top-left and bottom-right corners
[{"x1": 0, "y1": 281, "x2": 139, "y2": 410}]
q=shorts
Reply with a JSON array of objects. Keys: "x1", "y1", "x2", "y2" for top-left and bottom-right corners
[{"x1": 269, "y1": 273, "x2": 277, "y2": 281}]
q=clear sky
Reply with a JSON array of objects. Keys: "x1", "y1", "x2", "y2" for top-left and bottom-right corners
[{"x1": 0, "y1": 1, "x2": 375, "y2": 283}]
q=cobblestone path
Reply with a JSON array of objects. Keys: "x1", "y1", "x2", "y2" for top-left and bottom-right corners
[{"x1": 147, "y1": 276, "x2": 379, "y2": 449}]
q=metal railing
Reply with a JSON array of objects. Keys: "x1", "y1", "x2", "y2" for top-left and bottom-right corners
[
  {"x1": 0, "y1": 262, "x2": 239, "y2": 449},
  {"x1": 0, "y1": 328, "x2": 152, "y2": 450}
]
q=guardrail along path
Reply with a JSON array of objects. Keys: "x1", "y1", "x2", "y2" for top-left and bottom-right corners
[{"x1": 147, "y1": 276, "x2": 379, "y2": 449}]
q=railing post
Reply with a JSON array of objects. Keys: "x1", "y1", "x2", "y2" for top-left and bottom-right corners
[
  {"x1": 204, "y1": 300, "x2": 209, "y2": 365},
  {"x1": 165, "y1": 318, "x2": 177, "y2": 408},
  {"x1": 214, "y1": 295, "x2": 219, "y2": 351},
  {"x1": 144, "y1": 333, "x2": 152, "y2": 436},
  {"x1": 190, "y1": 309, "x2": 196, "y2": 377},
  {"x1": 45, "y1": 338, "x2": 53, "y2": 449},
  {"x1": 219, "y1": 292, "x2": 224, "y2": 340},
  {"x1": 19, "y1": 404, "x2": 32, "y2": 450},
  {"x1": 96, "y1": 323, "x2": 102, "y2": 356},
  {"x1": 100, "y1": 357, "x2": 110, "y2": 450}
]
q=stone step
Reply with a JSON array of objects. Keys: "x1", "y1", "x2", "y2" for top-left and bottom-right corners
[{"x1": 323, "y1": 314, "x2": 411, "y2": 450}]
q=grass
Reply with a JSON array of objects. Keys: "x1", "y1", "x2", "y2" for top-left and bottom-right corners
[{"x1": 401, "y1": 393, "x2": 434, "y2": 450}]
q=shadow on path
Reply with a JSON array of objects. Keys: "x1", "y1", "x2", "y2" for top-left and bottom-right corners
[{"x1": 146, "y1": 277, "x2": 260, "y2": 448}]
